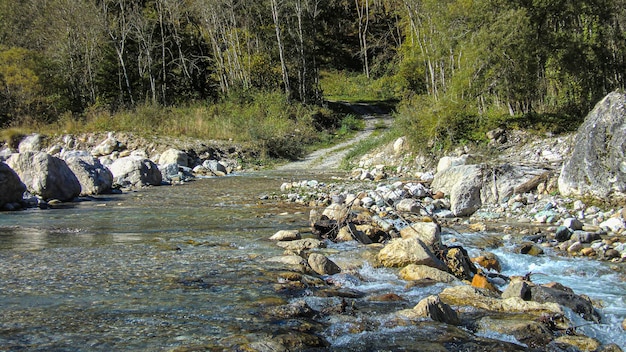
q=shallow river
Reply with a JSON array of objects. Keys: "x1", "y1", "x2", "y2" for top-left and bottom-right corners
[{"x1": 0, "y1": 171, "x2": 624, "y2": 351}]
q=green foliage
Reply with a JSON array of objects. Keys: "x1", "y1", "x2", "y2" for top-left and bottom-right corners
[
  {"x1": 320, "y1": 70, "x2": 400, "y2": 102},
  {"x1": 394, "y1": 0, "x2": 626, "y2": 152}
]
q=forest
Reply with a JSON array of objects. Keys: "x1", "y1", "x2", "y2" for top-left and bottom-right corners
[{"x1": 1, "y1": 0, "x2": 625, "y2": 153}]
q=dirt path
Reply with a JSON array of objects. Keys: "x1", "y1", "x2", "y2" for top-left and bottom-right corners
[{"x1": 277, "y1": 103, "x2": 392, "y2": 171}]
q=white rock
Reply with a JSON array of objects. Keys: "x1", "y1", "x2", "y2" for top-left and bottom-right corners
[{"x1": 600, "y1": 217, "x2": 626, "y2": 232}]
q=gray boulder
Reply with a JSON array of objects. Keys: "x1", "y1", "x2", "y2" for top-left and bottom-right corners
[
  {"x1": 431, "y1": 164, "x2": 483, "y2": 217},
  {"x1": 432, "y1": 164, "x2": 551, "y2": 217},
  {"x1": 7, "y1": 152, "x2": 81, "y2": 201},
  {"x1": 558, "y1": 92, "x2": 626, "y2": 200},
  {"x1": 0, "y1": 162, "x2": 26, "y2": 208},
  {"x1": 109, "y1": 156, "x2": 162, "y2": 188},
  {"x1": 64, "y1": 153, "x2": 113, "y2": 195},
  {"x1": 202, "y1": 159, "x2": 228, "y2": 176}
]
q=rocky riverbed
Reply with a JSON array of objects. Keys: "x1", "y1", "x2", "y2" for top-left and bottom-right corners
[
  {"x1": 1, "y1": 93, "x2": 625, "y2": 350},
  {"x1": 259, "y1": 93, "x2": 626, "y2": 350}
]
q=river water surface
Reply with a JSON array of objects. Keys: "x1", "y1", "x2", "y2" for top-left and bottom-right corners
[{"x1": 1, "y1": 171, "x2": 624, "y2": 351}]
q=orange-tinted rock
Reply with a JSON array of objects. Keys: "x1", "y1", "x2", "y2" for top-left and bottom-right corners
[
  {"x1": 471, "y1": 272, "x2": 500, "y2": 293},
  {"x1": 471, "y1": 253, "x2": 502, "y2": 272}
]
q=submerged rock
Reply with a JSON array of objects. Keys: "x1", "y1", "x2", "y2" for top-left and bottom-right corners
[
  {"x1": 439, "y1": 285, "x2": 563, "y2": 316},
  {"x1": 276, "y1": 238, "x2": 324, "y2": 252}
]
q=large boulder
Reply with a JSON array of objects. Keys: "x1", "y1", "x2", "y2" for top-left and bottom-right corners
[
  {"x1": 559, "y1": 92, "x2": 626, "y2": 200},
  {"x1": 431, "y1": 165, "x2": 483, "y2": 216},
  {"x1": 399, "y1": 221, "x2": 441, "y2": 248},
  {"x1": 158, "y1": 148, "x2": 188, "y2": 167},
  {"x1": 377, "y1": 238, "x2": 447, "y2": 270},
  {"x1": 63, "y1": 152, "x2": 113, "y2": 195},
  {"x1": 529, "y1": 283, "x2": 600, "y2": 323},
  {"x1": 7, "y1": 152, "x2": 81, "y2": 201},
  {"x1": 432, "y1": 164, "x2": 551, "y2": 217},
  {"x1": 0, "y1": 162, "x2": 26, "y2": 208},
  {"x1": 108, "y1": 156, "x2": 162, "y2": 188}
]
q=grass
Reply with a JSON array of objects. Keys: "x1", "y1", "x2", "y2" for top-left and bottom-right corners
[{"x1": 2, "y1": 91, "x2": 352, "y2": 161}]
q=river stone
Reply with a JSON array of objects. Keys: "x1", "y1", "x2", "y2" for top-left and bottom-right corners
[
  {"x1": 477, "y1": 316, "x2": 555, "y2": 349},
  {"x1": 276, "y1": 238, "x2": 324, "y2": 252},
  {"x1": 552, "y1": 335, "x2": 601, "y2": 352},
  {"x1": 395, "y1": 198, "x2": 421, "y2": 213},
  {"x1": 0, "y1": 162, "x2": 26, "y2": 208},
  {"x1": 563, "y1": 218, "x2": 584, "y2": 231},
  {"x1": 265, "y1": 300, "x2": 316, "y2": 319},
  {"x1": 322, "y1": 203, "x2": 349, "y2": 222},
  {"x1": 443, "y1": 246, "x2": 477, "y2": 281},
  {"x1": 377, "y1": 238, "x2": 447, "y2": 270},
  {"x1": 64, "y1": 153, "x2": 113, "y2": 195},
  {"x1": 436, "y1": 155, "x2": 469, "y2": 173},
  {"x1": 502, "y1": 280, "x2": 532, "y2": 300},
  {"x1": 7, "y1": 152, "x2": 81, "y2": 201},
  {"x1": 516, "y1": 242, "x2": 544, "y2": 256},
  {"x1": 529, "y1": 283, "x2": 601, "y2": 322},
  {"x1": 399, "y1": 222, "x2": 441, "y2": 248},
  {"x1": 471, "y1": 252, "x2": 501, "y2": 272},
  {"x1": 265, "y1": 255, "x2": 307, "y2": 266},
  {"x1": 432, "y1": 164, "x2": 482, "y2": 217},
  {"x1": 246, "y1": 340, "x2": 288, "y2": 352},
  {"x1": 270, "y1": 230, "x2": 301, "y2": 241},
  {"x1": 439, "y1": 285, "x2": 563, "y2": 315},
  {"x1": 399, "y1": 264, "x2": 457, "y2": 283},
  {"x1": 109, "y1": 155, "x2": 162, "y2": 188},
  {"x1": 336, "y1": 223, "x2": 372, "y2": 244},
  {"x1": 307, "y1": 253, "x2": 341, "y2": 275},
  {"x1": 202, "y1": 159, "x2": 228, "y2": 176},
  {"x1": 18, "y1": 133, "x2": 43, "y2": 153},
  {"x1": 558, "y1": 92, "x2": 626, "y2": 200},
  {"x1": 571, "y1": 230, "x2": 600, "y2": 243},
  {"x1": 412, "y1": 295, "x2": 460, "y2": 325},
  {"x1": 158, "y1": 148, "x2": 188, "y2": 167},
  {"x1": 92, "y1": 133, "x2": 123, "y2": 156},
  {"x1": 555, "y1": 226, "x2": 574, "y2": 242},
  {"x1": 600, "y1": 217, "x2": 626, "y2": 232}
]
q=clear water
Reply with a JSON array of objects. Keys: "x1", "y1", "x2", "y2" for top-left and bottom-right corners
[{"x1": 1, "y1": 172, "x2": 624, "y2": 350}]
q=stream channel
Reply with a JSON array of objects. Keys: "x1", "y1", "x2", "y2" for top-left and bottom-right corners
[{"x1": 0, "y1": 170, "x2": 625, "y2": 351}]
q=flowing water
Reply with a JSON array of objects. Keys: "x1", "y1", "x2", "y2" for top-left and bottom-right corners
[{"x1": 0, "y1": 171, "x2": 624, "y2": 351}]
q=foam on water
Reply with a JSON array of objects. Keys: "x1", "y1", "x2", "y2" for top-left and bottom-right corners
[{"x1": 492, "y1": 248, "x2": 626, "y2": 348}]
